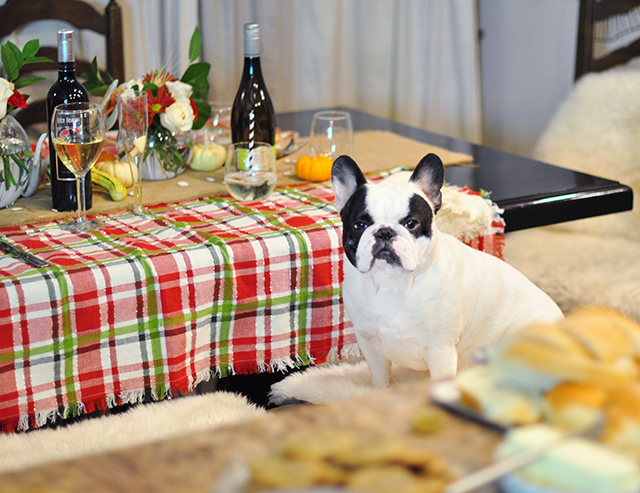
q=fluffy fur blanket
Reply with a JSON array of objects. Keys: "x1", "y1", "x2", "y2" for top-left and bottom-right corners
[
  {"x1": 0, "y1": 392, "x2": 266, "y2": 473},
  {"x1": 506, "y1": 68, "x2": 640, "y2": 322},
  {"x1": 533, "y1": 69, "x2": 640, "y2": 241},
  {"x1": 269, "y1": 360, "x2": 426, "y2": 406}
]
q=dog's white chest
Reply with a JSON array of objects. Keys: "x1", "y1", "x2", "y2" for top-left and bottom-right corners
[
  {"x1": 345, "y1": 279, "x2": 432, "y2": 371},
  {"x1": 366, "y1": 330, "x2": 431, "y2": 371}
]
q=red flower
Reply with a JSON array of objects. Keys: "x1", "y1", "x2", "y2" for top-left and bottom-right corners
[
  {"x1": 147, "y1": 86, "x2": 175, "y2": 121},
  {"x1": 190, "y1": 98, "x2": 198, "y2": 123},
  {"x1": 8, "y1": 90, "x2": 27, "y2": 109}
]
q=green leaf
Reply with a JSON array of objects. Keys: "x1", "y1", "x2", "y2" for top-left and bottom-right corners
[
  {"x1": 22, "y1": 39, "x2": 40, "y2": 59},
  {"x1": 1, "y1": 44, "x2": 21, "y2": 81},
  {"x1": 23, "y1": 55, "x2": 53, "y2": 64},
  {"x1": 192, "y1": 99, "x2": 211, "y2": 131},
  {"x1": 82, "y1": 80, "x2": 108, "y2": 96},
  {"x1": 192, "y1": 78, "x2": 210, "y2": 101},
  {"x1": 13, "y1": 76, "x2": 46, "y2": 90},
  {"x1": 181, "y1": 62, "x2": 210, "y2": 100},
  {"x1": 181, "y1": 62, "x2": 210, "y2": 82},
  {"x1": 2, "y1": 156, "x2": 10, "y2": 189},
  {"x1": 10, "y1": 153, "x2": 28, "y2": 175},
  {"x1": 188, "y1": 27, "x2": 202, "y2": 63},
  {"x1": 7, "y1": 41, "x2": 24, "y2": 72},
  {"x1": 143, "y1": 81, "x2": 159, "y2": 96}
]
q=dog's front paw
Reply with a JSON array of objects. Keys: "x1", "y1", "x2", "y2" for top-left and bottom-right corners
[{"x1": 371, "y1": 374, "x2": 391, "y2": 388}]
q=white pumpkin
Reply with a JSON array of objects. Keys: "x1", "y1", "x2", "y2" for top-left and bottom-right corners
[
  {"x1": 95, "y1": 159, "x2": 138, "y2": 188},
  {"x1": 189, "y1": 143, "x2": 227, "y2": 172}
]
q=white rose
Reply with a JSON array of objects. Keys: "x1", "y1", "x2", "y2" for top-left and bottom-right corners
[
  {"x1": 120, "y1": 79, "x2": 144, "y2": 92},
  {"x1": 0, "y1": 78, "x2": 15, "y2": 120},
  {"x1": 165, "y1": 80, "x2": 193, "y2": 100},
  {"x1": 160, "y1": 98, "x2": 194, "y2": 132}
]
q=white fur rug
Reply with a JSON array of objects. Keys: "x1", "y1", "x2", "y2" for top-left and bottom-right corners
[
  {"x1": 504, "y1": 228, "x2": 640, "y2": 322},
  {"x1": 533, "y1": 69, "x2": 640, "y2": 242},
  {"x1": 0, "y1": 392, "x2": 266, "y2": 473},
  {"x1": 506, "y1": 68, "x2": 640, "y2": 323},
  {"x1": 269, "y1": 360, "x2": 428, "y2": 405}
]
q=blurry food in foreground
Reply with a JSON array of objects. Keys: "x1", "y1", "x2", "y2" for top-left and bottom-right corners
[{"x1": 248, "y1": 427, "x2": 454, "y2": 493}]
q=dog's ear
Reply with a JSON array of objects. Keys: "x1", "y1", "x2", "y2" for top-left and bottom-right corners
[
  {"x1": 410, "y1": 153, "x2": 445, "y2": 212},
  {"x1": 331, "y1": 155, "x2": 367, "y2": 213}
]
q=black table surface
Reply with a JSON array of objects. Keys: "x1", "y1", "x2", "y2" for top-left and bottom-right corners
[{"x1": 277, "y1": 107, "x2": 634, "y2": 232}]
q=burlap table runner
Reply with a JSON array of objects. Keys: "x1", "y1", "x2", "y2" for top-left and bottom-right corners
[{"x1": 0, "y1": 130, "x2": 472, "y2": 228}]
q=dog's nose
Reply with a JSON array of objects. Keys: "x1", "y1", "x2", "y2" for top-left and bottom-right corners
[{"x1": 374, "y1": 227, "x2": 396, "y2": 242}]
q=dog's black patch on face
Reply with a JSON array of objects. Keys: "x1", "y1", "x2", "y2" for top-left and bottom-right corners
[
  {"x1": 400, "y1": 194, "x2": 434, "y2": 239},
  {"x1": 371, "y1": 227, "x2": 401, "y2": 266},
  {"x1": 339, "y1": 187, "x2": 372, "y2": 267}
]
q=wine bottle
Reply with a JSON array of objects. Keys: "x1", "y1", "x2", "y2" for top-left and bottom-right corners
[
  {"x1": 47, "y1": 29, "x2": 91, "y2": 212},
  {"x1": 231, "y1": 23, "x2": 276, "y2": 148}
]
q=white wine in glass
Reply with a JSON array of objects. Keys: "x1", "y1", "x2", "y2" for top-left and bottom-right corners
[
  {"x1": 51, "y1": 102, "x2": 105, "y2": 232},
  {"x1": 117, "y1": 89, "x2": 148, "y2": 213},
  {"x1": 224, "y1": 142, "x2": 277, "y2": 201}
]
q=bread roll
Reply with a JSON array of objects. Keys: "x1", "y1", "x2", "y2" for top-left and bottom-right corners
[
  {"x1": 544, "y1": 381, "x2": 608, "y2": 431},
  {"x1": 492, "y1": 318, "x2": 638, "y2": 390},
  {"x1": 560, "y1": 307, "x2": 634, "y2": 362},
  {"x1": 455, "y1": 366, "x2": 541, "y2": 426},
  {"x1": 602, "y1": 383, "x2": 640, "y2": 461},
  {"x1": 566, "y1": 306, "x2": 640, "y2": 358}
]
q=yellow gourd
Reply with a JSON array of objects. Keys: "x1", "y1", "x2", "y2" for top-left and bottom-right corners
[
  {"x1": 91, "y1": 169, "x2": 127, "y2": 201},
  {"x1": 95, "y1": 158, "x2": 138, "y2": 188},
  {"x1": 295, "y1": 155, "x2": 333, "y2": 182},
  {"x1": 189, "y1": 143, "x2": 227, "y2": 172}
]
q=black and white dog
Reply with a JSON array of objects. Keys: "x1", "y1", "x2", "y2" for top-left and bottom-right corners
[{"x1": 331, "y1": 154, "x2": 563, "y2": 386}]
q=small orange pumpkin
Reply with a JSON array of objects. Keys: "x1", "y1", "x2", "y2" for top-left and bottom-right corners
[{"x1": 295, "y1": 155, "x2": 333, "y2": 182}]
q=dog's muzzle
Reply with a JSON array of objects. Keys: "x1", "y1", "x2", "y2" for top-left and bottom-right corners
[{"x1": 371, "y1": 227, "x2": 401, "y2": 266}]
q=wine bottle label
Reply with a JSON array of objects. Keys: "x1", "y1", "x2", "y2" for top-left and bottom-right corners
[{"x1": 56, "y1": 160, "x2": 76, "y2": 181}]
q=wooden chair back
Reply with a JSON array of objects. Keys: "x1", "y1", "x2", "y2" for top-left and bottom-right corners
[
  {"x1": 575, "y1": 0, "x2": 640, "y2": 79},
  {"x1": 0, "y1": 0, "x2": 124, "y2": 128}
]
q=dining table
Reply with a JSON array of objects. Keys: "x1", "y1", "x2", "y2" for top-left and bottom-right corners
[
  {"x1": 0, "y1": 107, "x2": 632, "y2": 433},
  {"x1": 277, "y1": 107, "x2": 634, "y2": 232}
]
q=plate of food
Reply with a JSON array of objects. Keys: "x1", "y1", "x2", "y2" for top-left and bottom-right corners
[{"x1": 434, "y1": 306, "x2": 640, "y2": 493}]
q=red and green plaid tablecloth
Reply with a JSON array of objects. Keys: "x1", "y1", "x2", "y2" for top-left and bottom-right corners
[{"x1": 0, "y1": 168, "x2": 504, "y2": 432}]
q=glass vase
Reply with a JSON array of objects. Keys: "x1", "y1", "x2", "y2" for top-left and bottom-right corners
[
  {"x1": 141, "y1": 123, "x2": 193, "y2": 181},
  {"x1": 0, "y1": 114, "x2": 34, "y2": 209}
]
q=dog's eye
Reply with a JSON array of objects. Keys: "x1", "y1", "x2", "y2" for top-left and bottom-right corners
[
  {"x1": 404, "y1": 219, "x2": 419, "y2": 230},
  {"x1": 353, "y1": 221, "x2": 368, "y2": 231}
]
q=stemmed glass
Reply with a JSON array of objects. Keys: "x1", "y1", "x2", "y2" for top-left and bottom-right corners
[
  {"x1": 117, "y1": 90, "x2": 148, "y2": 213},
  {"x1": 51, "y1": 102, "x2": 105, "y2": 232},
  {"x1": 309, "y1": 110, "x2": 353, "y2": 160}
]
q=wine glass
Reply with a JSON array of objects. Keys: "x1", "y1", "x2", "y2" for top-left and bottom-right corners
[
  {"x1": 117, "y1": 89, "x2": 148, "y2": 213},
  {"x1": 309, "y1": 110, "x2": 353, "y2": 160},
  {"x1": 51, "y1": 102, "x2": 105, "y2": 232},
  {"x1": 204, "y1": 101, "x2": 232, "y2": 145},
  {"x1": 224, "y1": 142, "x2": 277, "y2": 201}
]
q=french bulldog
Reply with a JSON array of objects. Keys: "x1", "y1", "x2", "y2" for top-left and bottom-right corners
[{"x1": 331, "y1": 153, "x2": 563, "y2": 386}]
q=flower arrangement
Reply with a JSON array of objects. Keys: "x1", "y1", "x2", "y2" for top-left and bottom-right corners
[
  {"x1": 0, "y1": 39, "x2": 50, "y2": 190},
  {"x1": 86, "y1": 28, "x2": 211, "y2": 176}
]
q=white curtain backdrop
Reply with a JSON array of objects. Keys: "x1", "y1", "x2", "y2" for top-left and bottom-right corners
[
  {"x1": 1, "y1": 0, "x2": 482, "y2": 144},
  {"x1": 200, "y1": 0, "x2": 482, "y2": 143}
]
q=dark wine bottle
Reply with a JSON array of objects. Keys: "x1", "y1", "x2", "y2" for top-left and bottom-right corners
[
  {"x1": 231, "y1": 23, "x2": 276, "y2": 147},
  {"x1": 47, "y1": 29, "x2": 91, "y2": 212}
]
